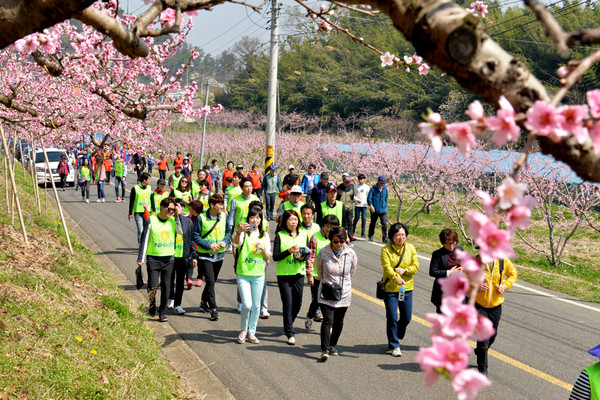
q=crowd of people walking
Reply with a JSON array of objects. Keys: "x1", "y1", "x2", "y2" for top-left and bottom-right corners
[{"x1": 56, "y1": 146, "x2": 518, "y2": 373}]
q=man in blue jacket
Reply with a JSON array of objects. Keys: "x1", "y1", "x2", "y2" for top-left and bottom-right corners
[
  {"x1": 367, "y1": 175, "x2": 389, "y2": 243},
  {"x1": 301, "y1": 163, "x2": 320, "y2": 204}
]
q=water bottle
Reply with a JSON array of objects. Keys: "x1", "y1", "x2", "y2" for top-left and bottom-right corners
[{"x1": 399, "y1": 283, "x2": 406, "y2": 302}]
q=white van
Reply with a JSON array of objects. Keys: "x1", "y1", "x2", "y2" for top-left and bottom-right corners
[{"x1": 32, "y1": 148, "x2": 75, "y2": 186}]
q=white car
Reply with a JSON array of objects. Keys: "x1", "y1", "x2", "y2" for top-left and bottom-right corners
[{"x1": 32, "y1": 148, "x2": 75, "y2": 186}]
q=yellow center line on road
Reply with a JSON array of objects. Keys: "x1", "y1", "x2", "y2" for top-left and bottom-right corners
[{"x1": 351, "y1": 288, "x2": 574, "y2": 392}]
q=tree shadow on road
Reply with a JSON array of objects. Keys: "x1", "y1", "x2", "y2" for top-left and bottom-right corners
[{"x1": 378, "y1": 362, "x2": 422, "y2": 372}]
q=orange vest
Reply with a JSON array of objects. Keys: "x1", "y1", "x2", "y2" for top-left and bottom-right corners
[
  {"x1": 222, "y1": 168, "x2": 235, "y2": 187},
  {"x1": 158, "y1": 157, "x2": 168, "y2": 170},
  {"x1": 174, "y1": 157, "x2": 183, "y2": 168},
  {"x1": 248, "y1": 171, "x2": 262, "y2": 189},
  {"x1": 104, "y1": 159, "x2": 113, "y2": 172}
]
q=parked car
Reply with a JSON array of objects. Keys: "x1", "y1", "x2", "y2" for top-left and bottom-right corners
[{"x1": 31, "y1": 148, "x2": 75, "y2": 186}]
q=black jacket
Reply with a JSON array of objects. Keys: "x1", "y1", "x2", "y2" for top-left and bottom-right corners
[
  {"x1": 178, "y1": 214, "x2": 197, "y2": 261},
  {"x1": 429, "y1": 246, "x2": 463, "y2": 309}
]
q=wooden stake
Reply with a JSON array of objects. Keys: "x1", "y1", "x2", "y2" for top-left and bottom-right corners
[
  {"x1": 29, "y1": 137, "x2": 41, "y2": 215},
  {"x1": 19, "y1": 139, "x2": 25, "y2": 179},
  {"x1": 39, "y1": 137, "x2": 73, "y2": 254},
  {"x1": 3, "y1": 157, "x2": 8, "y2": 214},
  {"x1": 0, "y1": 125, "x2": 29, "y2": 245}
]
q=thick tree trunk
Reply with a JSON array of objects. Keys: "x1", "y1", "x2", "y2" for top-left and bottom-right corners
[{"x1": 0, "y1": 1, "x2": 95, "y2": 50}]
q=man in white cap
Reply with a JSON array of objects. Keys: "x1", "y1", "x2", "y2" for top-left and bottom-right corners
[
  {"x1": 570, "y1": 344, "x2": 600, "y2": 400},
  {"x1": 283, "y1": 165, "x2": 296, "y2": 188},
  {"x1": 276, "y1": 185, "x2": 304, "y2": 223}
]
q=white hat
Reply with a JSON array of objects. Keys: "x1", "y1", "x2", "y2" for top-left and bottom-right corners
[
  {"x1": 290, "y1": 185, "x2": 303, "y2": 194},
  {"x1": 288, "y1": 164, "x2": 295, "y2": 170}
]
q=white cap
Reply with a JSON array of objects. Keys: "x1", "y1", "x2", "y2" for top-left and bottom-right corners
[
  {"x1": 288, "y1": 164, "x2": 295, "y2": 170},
  {"x1": 290, "y1": 185, "x2": 303, "y2": 194}
]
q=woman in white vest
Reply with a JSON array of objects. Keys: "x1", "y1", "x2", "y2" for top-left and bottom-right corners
[{"x1": 233, "y1": 208, "x2": 271, "y2": 344}]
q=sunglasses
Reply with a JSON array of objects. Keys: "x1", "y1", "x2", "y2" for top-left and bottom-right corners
[
  {"x1": 332, "y1": 240, "x2": 344, "y2": 244},
  {"x1": 166, "y1": 207, "x2": 175, "y2": 212}
]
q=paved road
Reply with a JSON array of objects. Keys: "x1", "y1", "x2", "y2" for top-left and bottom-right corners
[{"x1": 56, "y1": 183, "x2": 600, "y2": 399}]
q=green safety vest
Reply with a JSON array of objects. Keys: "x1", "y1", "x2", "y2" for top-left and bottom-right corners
[
  {"x1": 311, "y1": 230, "x2": 330, "y2": 278},
  {"x1": 198, "y1": 192, "x2": 210, "y2": 211},
  {"x1": 80, "y1": 166, "x2": 91, "y2": 181},
  {"x1": 586, "y1": 362, "x2": 600, "y2": 400},
  {"x1": 146, "y1": 215, "x2": 176, "y2": 257},
  {"x1": 301, "y1": 222, "x2": 320, "y2": 240},
  {"x1": 133, "y1": 183, "x2": 152, "y2": 213},
  {"x1": 236, "y1": 233, "x2": 268, "y2": 276},
  {"x1": 284, "y1": 200, "x2": 304, "y2": 219},
  {"x1": 197, "y1": 212, "x2": 227, "y2": 254},
  {"x1": 276, "y1": 230, "x2": 308, "y2": 276},
  {"x1": 152, "y1": 190, "x2": 170, "y2": 213},
  {"x1": 320, "y1": 200, "x2": 343, "y2": 224},
  {"x1": 227, "y1": 185, "x2": 242, "y2": 212},
  {"x1": 233, "y1": 194, "x2": 259, "y2": 230},
  {"x1": 171, "y1": 173, "x2": 182, "y2": 189},
  {"x1": 174, "y1": 229, "x2": 185, "y2": 258},
  {"x1": 190, "y1": 180, "x2": 209, "y2": 198},
  {"x1": 114, "y1": 161, "x2": 124, "y2": 177},
  {"x1": 172, "y1": 189, "x2": 192, "y2": 214}
]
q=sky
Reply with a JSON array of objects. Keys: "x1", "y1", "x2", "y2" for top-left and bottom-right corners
[{"x1": 127, "y1": 0, "x2": 315, "y2": 56}]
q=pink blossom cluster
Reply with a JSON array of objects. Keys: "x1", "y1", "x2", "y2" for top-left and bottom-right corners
[
  {"x1": 466, "y1": 1, "x2": 489, "y2": 18},
  {"x1": 1, "y1": 11, "x2": 208, "y2": 160},
  {"x1": 416, "y1": 274, "x2": 493, "y2": 398},
  {"x1": 12, "y1": 28, "x2": 61, "y2": 56},
  {"x1": 416, "y1": 175, "x2": 535, "y2": 398},
  {"x1": 420, "y1": 91, "x2": 600, "y2": 156},
  {"x1": 466, "y1": 177, "x2": 536, "y2": 264},
  {"x1": 380, "y1": 52, "x2": 431, "y2": 75}
]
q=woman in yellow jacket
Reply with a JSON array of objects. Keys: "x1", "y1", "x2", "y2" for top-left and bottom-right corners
[
  {"x1": 474, "y1": 257, "x2": 518, "y2": 376},
  {"x1": 381, "y1": 222, "x2": 419, "y2": 357}
]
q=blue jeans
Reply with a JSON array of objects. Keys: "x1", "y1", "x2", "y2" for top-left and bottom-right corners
[
  {"x1": 261, "y1": 265, "x2": 269, "y2": 315},
  {"x1": 265, "y1": 192, "x2": 276, "y2": 218},
  {"x1": 134, "y1": 212, "x2": 145, "y2": 248},
  {"x1": 115, "y1": 176, "x2": 126, "y2": 198},
  {"x1": 353, "y1": 207, "x2": 367, "y2": 236},
  {"x1": 384, "y1": 290, "x2": 413, "y2": 349},
  {"x1": 237, "y1": 274, "x2": 266, "y2": 335},
  {"x1": 97, "y1": 180, "x2": 105, "y2": 199}
]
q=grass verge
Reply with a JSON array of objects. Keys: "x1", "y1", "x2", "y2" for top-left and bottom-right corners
[{"x1": 0, "y1": 158, "x2": 194, "y2": 399}]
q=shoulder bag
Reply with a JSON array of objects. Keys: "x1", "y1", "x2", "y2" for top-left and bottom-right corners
[
  {"x1": 320, "y1": 254, "x2": 347, "y2": 301},
  {"x1": 376, "y1": 246, "x2": 406, "y2": 299}
]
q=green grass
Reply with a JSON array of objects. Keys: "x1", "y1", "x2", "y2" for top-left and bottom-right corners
[{"x1": 0, "y1": 158, "x2": 185, "y2": 399}]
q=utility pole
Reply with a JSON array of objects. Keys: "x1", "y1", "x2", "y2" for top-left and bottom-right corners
[
  {"x1": 264, "y1": 0, "x2": 280, "y2": 174},
  {"x1": 200, "y1": 80, "x2": 210, "y2": 167}
]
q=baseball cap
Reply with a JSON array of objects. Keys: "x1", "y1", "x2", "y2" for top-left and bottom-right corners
[
  {"x1": 157, "y1": 179, "x2": 167, "y2": 185},
  {"x1": 269, "y1": 164, "x2": 276, "y2": 170},
  {"x1": 236, "y1": 165, "x2": 243, "y2": 169},
  {"x1": 288, "y1": 164, "x2": 295, "y2": 170},
  {"x1": 327, "y1": 183, "x2": 337, "y2": 193},
  {"x1": 320, "y1": 172, "x2": 329, "y2": 180},
  {"x1": 378, "y1": 175, "x2": 387, "y2": 183},
  {"x1": 342, "y1": 173, "x2": 351, "y2": 182},
  {"x1": 290, "y1": 185, "x2": 303, "y2": 194}
]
